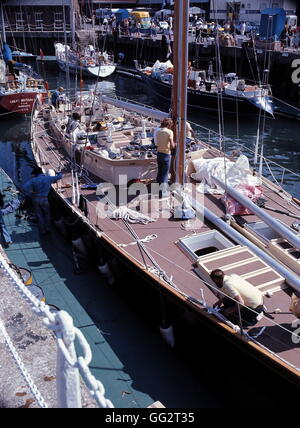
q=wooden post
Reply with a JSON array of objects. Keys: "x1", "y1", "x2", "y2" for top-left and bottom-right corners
[{"x1": 0, "y1": 1, "x2": 6, "y2": 44}]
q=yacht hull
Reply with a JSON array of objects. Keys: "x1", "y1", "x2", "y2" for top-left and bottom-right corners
[
  {"x1": 57, "y1": 60, "x2": 115, "y2": 79},
  {"x1": 0, "y1": 91, "x2": 47, "y2": 114},
  {"x1": 139, "y1": 72, "x2": 274, "y2": 116}
]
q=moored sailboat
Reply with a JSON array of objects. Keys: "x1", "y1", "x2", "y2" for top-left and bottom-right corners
[
  {"x1": 55, "y1": 43, "x2": 116, "y2": 79},
  {"x1": 0, "y1": 44, "x2": 48, "y2": 115},
  {"x1": 135, "y1": 61, "x2": 274, "y2": 117}
]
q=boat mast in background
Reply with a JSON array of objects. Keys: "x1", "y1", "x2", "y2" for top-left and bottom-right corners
[
  {"x1": 172, "y1": 0, "x2": 189, "y2": 186},
  {"x1": 62, "y1": 0, "x2": 71, "y2": 93},
  {"x1": 0, "y1": 0, "x2": 6, "y2": 45},
  {"x1": 70, "y1": 0, "x2": 76, "y2": 49}
]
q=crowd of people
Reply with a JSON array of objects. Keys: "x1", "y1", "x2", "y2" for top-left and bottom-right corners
[
  {"x1": 95, "y1": 14, "x2": 173, "y2": 38},
  {"x1": 91, "y1": 11, "x2": 300, "y2": 52},
  {"x1": 281, "y1": 26, "x2": 300, "y2": 50}
]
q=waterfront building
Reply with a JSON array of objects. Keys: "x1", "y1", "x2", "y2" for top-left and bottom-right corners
[
  {"x1": 86, "y1": 1, "x2": 209, "y2": 11},
  {"x1": 0, "y1": 0, "x2": 81, "y2": 54},
  {"x1": 209, "y1": 0, "x2": 297, "y2": 23}
]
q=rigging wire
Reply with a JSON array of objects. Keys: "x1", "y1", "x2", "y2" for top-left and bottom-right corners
[
  {"x1": 19, "y1": 3, "x2": 26, "y2": 53},
  {"x1": 233, "y1": 23, "x2": 240, "y2": 144},
  {"x1": 212, "y1": 0, "x2": 228, "y2": 203},
  {"x1": 62, "y1": 0, "x2": 71, "y2": 95}
]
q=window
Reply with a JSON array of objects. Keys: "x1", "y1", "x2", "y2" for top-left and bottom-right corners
[
  {"x1": 35, "y1": 12, "x2": 43, "y2": 30},
  {"x1": 54, "y1": 12, "x2": 63, "y2": 30},
  {"x1": 260, "y1": 2, "x2": 267, "y2": 10},
  {"x1": 15, "y1": 12, "x2": 24, "y2": 30}
]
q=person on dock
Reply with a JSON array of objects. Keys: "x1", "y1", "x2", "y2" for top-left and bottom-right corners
[
  {"x1": 23, "y1": 167, "x2": 63, "y2": 236},
  {"x1": 117, "y1": 52, "x2": 125, "y2": 64},
  {"x1": 210, "y1": 269, "x2": 265, "y2": 326},
  {"x1": 195, "y1": 20, "x2": 203, "y2": 43},
  {"x1": 240, "y1": 22, "x2": 246, "y2": 37},
  {"x1": 0, "y1": 192, "x2": 20, "y2": 247},
  {"x1": 88, "y1": 44, "x2": 95, "y2": 57}
]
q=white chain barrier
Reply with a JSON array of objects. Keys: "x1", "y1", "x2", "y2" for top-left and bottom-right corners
[{"x1": 0, "y1": 251, "x2": 114, "y2": 408}]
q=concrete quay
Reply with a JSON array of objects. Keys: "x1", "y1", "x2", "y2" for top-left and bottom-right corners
[{"x1": 0, "y1": 247, "x2": 94, "y2": 409}]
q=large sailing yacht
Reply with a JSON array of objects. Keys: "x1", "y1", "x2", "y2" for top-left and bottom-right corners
[{"x1": 31, "y1": 1, "x2": 300, "y2": 397}]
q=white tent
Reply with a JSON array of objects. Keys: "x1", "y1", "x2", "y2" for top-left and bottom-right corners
[
  {"x1": 189, "y1": 7, "x2": 205, "y2": 15},
  {"x1": 155, "y1": 9, "x2": 173, "y2": 18}
]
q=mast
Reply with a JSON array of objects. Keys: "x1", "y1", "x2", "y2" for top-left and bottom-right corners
[
  {"x1": 0, "y1": 0, "x2": 6, "y2": 44},
  {"x1": 70, "y1": 0, "x2": 76, "y2": 49},
  {"x1": 63, "y1": 0, "x2": 71, "y2": 93},
  {"x1": 172, "y1": 0, "x2": 189, "y2": 186}
]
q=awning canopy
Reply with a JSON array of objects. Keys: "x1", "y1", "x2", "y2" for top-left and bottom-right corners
[{"x1": 189, "y1": 7, "x2": 206, "y2": 15}]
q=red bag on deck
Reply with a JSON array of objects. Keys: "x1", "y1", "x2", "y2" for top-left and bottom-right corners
[{"x1": 221, "y1": 184, "x2": 263, "y2": 215}]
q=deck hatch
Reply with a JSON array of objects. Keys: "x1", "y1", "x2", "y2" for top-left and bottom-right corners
[
  {"x1": 245, "y1": 221, "x2": 282, "y2": 243},
  {"x1": 177, "y1": 230, "x2": 235, "y2": 262},
  {"x1": 194, "y1": 245, "x2": 286, "y2": 294},
  {"x1": 245, "y1": 220, "x2": 298, "y2": 244},
  {"x1": 245, "y1": 221, "x2": 300, "y2": 274}
]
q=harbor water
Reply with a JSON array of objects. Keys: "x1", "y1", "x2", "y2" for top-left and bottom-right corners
[{"x1": 0, "y1": 68, "x2": 300, "y2": 408}]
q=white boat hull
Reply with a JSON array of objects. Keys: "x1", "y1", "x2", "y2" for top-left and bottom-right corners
[
  {"x1": 87, "y1": 65, "x2": 116, "y2": 78},
  {"x1": 57, "y1": 60, "x2": 115, "y2": 79}
]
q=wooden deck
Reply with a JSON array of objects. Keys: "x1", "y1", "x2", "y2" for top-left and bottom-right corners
[{"x1": 31, "y1": 105, "x2": 300, "y2": 386}]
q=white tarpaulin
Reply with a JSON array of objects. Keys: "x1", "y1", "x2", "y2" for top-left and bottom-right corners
[
  {"x1": 152, "y1": 60, "x2": 173, "y2": 71},
  {"x1": 189, "y1": 7, "x2": 206, "y2": 15},
  {"x1": 191, "y1": 155, "x2": 262, "y2": 194}
]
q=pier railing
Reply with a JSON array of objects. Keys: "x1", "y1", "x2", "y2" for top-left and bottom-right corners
[{"x1": 5, "y1": 23, "x2": 71, "y2": 33}]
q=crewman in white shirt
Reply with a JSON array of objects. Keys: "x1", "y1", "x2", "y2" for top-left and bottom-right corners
[{"x1": 210, "y1": 269, "x2": 264, "y2": 325}]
